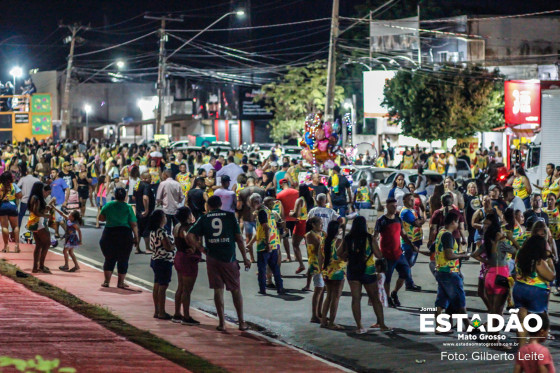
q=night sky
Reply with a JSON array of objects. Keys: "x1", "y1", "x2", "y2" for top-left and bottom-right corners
[{"x1": 0, "y1": 0, "x2": 556, "y2": 84}]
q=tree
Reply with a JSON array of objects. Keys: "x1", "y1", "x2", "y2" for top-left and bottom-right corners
[
  {"x1": 382, "y1": 65, "x2": 504, "y2": 141},
  {"x1": 259, "y1": 60, "x2": 344, "y2": 144}
]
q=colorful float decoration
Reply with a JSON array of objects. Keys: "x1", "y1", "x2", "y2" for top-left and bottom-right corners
[{"x1": 299, "y1": 113, "x2": 344, "y2": 170}]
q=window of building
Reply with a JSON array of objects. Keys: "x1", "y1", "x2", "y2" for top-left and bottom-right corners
[{"x1": 357, "y1": 118, "x2": 377, "y2": 135}]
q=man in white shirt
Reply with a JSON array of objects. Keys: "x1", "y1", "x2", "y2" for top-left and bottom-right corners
[
  {"x1": 303, "y1": 193, "x2": 345, "y2": 292},
  {"x1": 217, "y1": 156, "x2": 244, "y2": 190},
  {"x1": 503, "y1": 186, "x2": 526, "y2": 213},
  {"x1": 308, "y1": 193, "x2": 344, "y2": 233},
  {"x1": 156, "y1": 170, "x2": 184, "y2": 233},
  {"x1": 214, "y1": 175, "x2": 237, "y2": 213},
  {"x1": 17, "y1": 164, "x2": 39, "y2": 227},
  {"x1": 447, "y1": 153, "x2": 457, "y2": 178},
  {"x1": 200, "y1": 157, "x2": 217, "y2": 174}
]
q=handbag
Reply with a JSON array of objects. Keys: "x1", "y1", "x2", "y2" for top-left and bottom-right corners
[{"x1": 495, "y1": 274, "x2": 510, "y2": 288}]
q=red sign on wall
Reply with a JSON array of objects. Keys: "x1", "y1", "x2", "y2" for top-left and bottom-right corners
[{"x1": 504, "y1": 81, "x2": 540, "y2": 125}]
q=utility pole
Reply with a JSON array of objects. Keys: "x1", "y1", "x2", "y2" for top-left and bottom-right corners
[
  {"x1": 417, "y1": 3, "x2": 422, "y2": 67},
  {"x1": 59, "y1": 23, "x2": 86, "y2": 139},
  {"x1": 324, "y1": 0, "x2": 340, "y2": 122},
  {"x1": 144, "y1": 15, "x2": 183, "y2": 135},
  {"x1": 369, "y1": 10, "x2": 373, "y2": 68}
]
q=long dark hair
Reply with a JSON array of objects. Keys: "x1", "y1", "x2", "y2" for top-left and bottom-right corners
[
  {"x1": 345, "y1": 216, "x2": 371, "y2": 266},
  {"x1": 147, "y1": 210, "x2": 166, "y2": 232},
  {"x1": 29, "y1": 181, "x2": 46, "y2": 210},
  {"x1": 483, "y1": 223, "x2": 501, "y2": 258},
  {"x1": 430, "y1": 183, "x2": 445, "y2": 212},
  {"x1": 298, "y1": 184, "x2": 314, "y2": 211},
  {"x1": 516, "y1": 166, "x2": 527, "y2": 177},
  {"x1": 175, "y1": 206, "x2": 192, "y2": 225},
  {"x1": 323, "y1": 221, "x2": 340, "y2": 270},
  {"x1": 503, "y1": 208, "x2": 515, "y2": 231},
  {"x1": 130, "y1": 165, "x2": 140, "y2": 179},
  {"x1": 392, "y1": 173, "x2": 405, "y2": 189},
  {"x1": 516, "y1": 236, "x2": 548, "y2": 278}
]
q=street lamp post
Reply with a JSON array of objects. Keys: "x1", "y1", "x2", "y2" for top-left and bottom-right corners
[
  {"x1": 83, "y1": 104, "x2": 92, "y2": 142},
  {"x1": 153, "y1": 9, "x2": 245, "y2": 134},
  {"x1": 80, "y1": 59, "x2": 125, "y2": 85},
  {"x1": 9, "y1": 66, "x2": 23, "y2": 89}
]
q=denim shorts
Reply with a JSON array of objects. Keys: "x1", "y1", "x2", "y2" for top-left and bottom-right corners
[
  {"x1": 150, "y1": 259, "x2": 173, "y2": 285},
  {"x1": 435, "y1": 271, "x2": 466, "y2": 311},
  {"x1": 96, "y1": 196, "x2": 107, "y2": 207},
  {"x1": 333, "y1": 204, "x2": 348, "y2": 218},
  {"x1": 513, "y1": 281, "x2": 550, "y2": 313},
  {"x1": 244, "y1": 221, "x2": 256, "y2": 235},
  {"x1": 312, "y1": 273, "x2": 325, "y2": 288},
  {"x1": 355, "y1": 202, "x2": 372, "y2": 210},
  {"x1": 385, "y1": 253, "x2": 411, "y2": 285}
]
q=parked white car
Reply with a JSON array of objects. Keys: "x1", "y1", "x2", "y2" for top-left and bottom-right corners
[
  {"x1": 372, "y1": 170, "x2": 443, "y2": 210},
  {"x1": 351, "y1": 166, "x2": 398, "y2": 199},
  {"x1": 282, "y1": 145, "x2": 302, "y2": 162}
]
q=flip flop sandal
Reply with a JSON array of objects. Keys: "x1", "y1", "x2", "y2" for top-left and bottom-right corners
[
  {"x1": 216, "y1": 325, "x2": 226, "y2": 332},
  {"x1": 40, "y1": 267, "x2": 52, "y2": 274},
  {"x1": 239, "y1": 324, "x2": 249, "y2": 331},
  {"x1": 1, "y1": 248, "x2": 8, "y2": 253},
  {"x1": 68, "y1": 267, "x2": 79, "y2": 272},
  {"x1": 117, "y1": 283, "x2": 130, "y2": 289},
  {"x1": 59, "y1": 266, "x2": 69, "y2": 271},
  {"x1": 101, "y1": 282, "x2": 109, "y2": 288},
  {"x1": 14, "y1": 247, "x2": 20, "y2": 253},
  {"x1": 356, "y1": 328, "x2": 368, "y2": 335}
]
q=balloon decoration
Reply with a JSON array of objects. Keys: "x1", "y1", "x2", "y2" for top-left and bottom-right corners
[{"x1": 300, "y1": 113, "x2": 340, "y2": 170}]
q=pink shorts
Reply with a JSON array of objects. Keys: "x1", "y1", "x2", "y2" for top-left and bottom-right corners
[
  {"x1": 174, "y1": 251, "x2": 201, "y2": 278},
  {"x1": 484, "y1": 266, "x2": 510, "y2": 295},
  {"x1": 206, "y1": 255, "x2": 240, "y2": 291}
]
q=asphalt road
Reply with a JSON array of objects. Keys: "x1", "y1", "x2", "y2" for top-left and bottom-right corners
[{"x1": 34, "y1": 206, "x2": 560, "y2": 373}]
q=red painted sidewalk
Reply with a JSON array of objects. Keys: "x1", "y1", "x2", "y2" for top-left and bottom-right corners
[
  {"x1": 0, "y1": 274, "x2": 189, "y2": 373},
  {"x1": 2, "y1": 245, "x2": 345, "y2": 373}
]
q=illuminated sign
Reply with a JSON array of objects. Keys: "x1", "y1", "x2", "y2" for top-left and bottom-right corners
[
  {"x1": 363, "y1": 70, "x2": 397, "y2": 118},
  {"x1": 504, "y1": 80, "x2": 540, "y2": 125}
]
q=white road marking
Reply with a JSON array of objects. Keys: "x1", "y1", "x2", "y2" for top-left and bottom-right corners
[{"x1": 48, "y1": 246, "x2": 353, "y2": 372}]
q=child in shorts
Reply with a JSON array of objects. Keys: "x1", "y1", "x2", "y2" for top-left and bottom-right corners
[{"x1": 53, "y1": 209, "x2": 83, "y2": 272}]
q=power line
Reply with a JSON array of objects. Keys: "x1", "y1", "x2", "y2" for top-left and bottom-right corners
[
  {"x1": 73, "y1": 31, "x2": 157, "y2": 57},
  {"x1": 167, "y1": 18, "x2": 331, "y2": 33}
]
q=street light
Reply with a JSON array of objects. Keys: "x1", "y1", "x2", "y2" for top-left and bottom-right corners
[
  {"x1": 81, "y1": 59, "x2": 126, "y2": 84},
  {"x1": 166, "y1": 9, "x2": 245, "y2": 60},
  {"x1": 9, "y1": 66, "x2": 23, "y2": 87},
  {"x1": 84, "y1": 104, "x2": 92, "y2": 142},
  {"x1": 155, "y1": 9, "x2": 244, "y2": 134}
]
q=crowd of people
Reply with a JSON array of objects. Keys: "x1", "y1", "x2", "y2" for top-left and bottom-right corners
[
  {"x1": 364, "y1": 141, "x2": 504, "y2": 178},
  {"x1": 0, "y1": 137, "x2": 555, "y2": 369}
]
